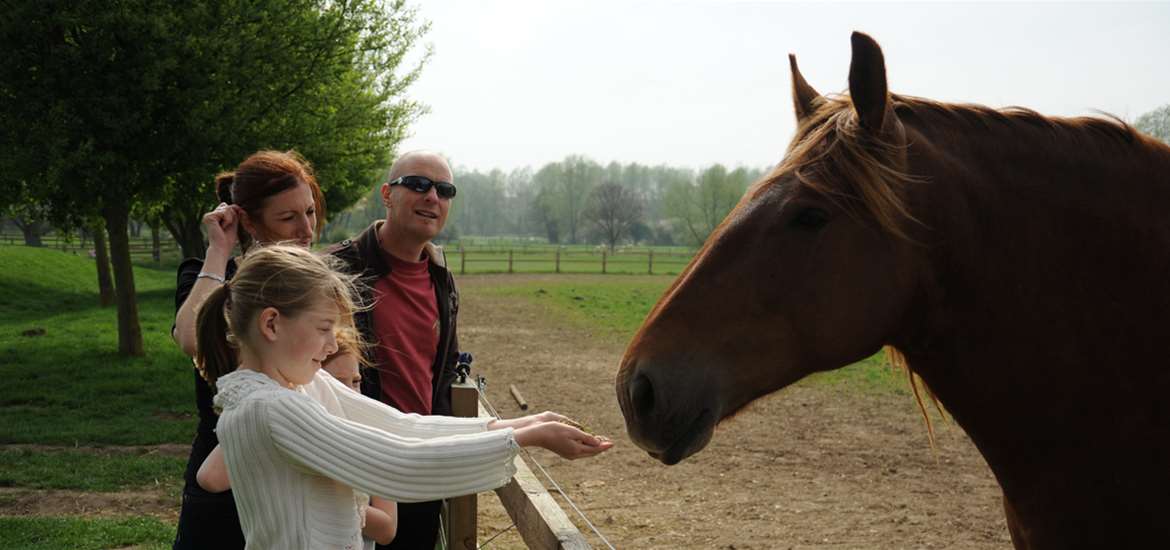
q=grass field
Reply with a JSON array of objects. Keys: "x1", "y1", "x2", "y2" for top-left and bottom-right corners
[
  {"x1": 0, "y1": 245, "x2": 191, "y2": 546},
  {"x1": 0, "y1": 516, "x2": 172, "y2": 550},
  {"x1": 0, "y1": 243, "x2": 904, "y2": 547}
]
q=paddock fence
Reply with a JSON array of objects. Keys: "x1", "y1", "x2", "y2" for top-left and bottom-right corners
[{"x1": 445, "y1": 245, "x2": 695, "y2": 276}]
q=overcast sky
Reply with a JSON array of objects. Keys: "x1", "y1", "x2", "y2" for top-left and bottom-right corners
[{"x1": 396, "y1": 1, "x2": 1170, "y2": 173}]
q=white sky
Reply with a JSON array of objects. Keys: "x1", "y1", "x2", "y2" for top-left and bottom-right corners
[{"x1": 397, "y1": 1, "x2": 1170, "y2": 173}]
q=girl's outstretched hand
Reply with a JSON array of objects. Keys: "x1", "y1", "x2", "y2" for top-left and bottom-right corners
[
  {"x1": 515, "y1": 421, "x2": 614, "y2": 460},
  {"x1": 488, "y1": 410, "x2": 575, "y2": 431}
]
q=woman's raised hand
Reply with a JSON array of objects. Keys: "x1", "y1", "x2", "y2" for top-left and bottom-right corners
[
  {"x1": 514, "y1": 420, "x2": 614, "y2": 460},
  {"x1": 202, "y1": 202, "x2": 241, "y2": 253}
]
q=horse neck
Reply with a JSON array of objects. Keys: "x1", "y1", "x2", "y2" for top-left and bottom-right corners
[{"x1": 893, "y1": 116, "x2": 1170, "y2": 504}]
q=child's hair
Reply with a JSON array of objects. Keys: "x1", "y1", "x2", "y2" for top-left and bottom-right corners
[
  {"x1": 195, "y1": 244, "x2": 361, "y2": 385},
  {"x1": 323, "y1": 326, "x2": 369, "y2": 368}
]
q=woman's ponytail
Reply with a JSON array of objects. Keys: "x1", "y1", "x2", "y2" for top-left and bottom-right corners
[
  {"x1": 214, "y1": 170, "x2": 253, "y2": 252},
  {"x1": 215, "y1": 172, "x2": 235, "y2": 204},
  {"x1": 195, "y1": 284, "x2": 237, "y2": 386}
]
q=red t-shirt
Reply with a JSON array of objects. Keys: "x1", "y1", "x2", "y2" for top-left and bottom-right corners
[{"x1": 371, "y1": 252, "x2": 439, "y2": 414}]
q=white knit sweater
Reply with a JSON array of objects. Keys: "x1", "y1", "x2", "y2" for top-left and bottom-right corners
[{"x1": 214, "y1": 369, "x2": 518, "y2": 550}]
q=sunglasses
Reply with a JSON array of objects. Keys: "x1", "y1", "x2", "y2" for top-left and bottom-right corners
[{"x1": 389, "y1": 175, "x2": 457, "y2": 199}]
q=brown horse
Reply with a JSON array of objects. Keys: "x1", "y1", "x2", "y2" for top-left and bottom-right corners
[{"x1": 616, "y1": 32, "x2": 1170, "y2": 549}]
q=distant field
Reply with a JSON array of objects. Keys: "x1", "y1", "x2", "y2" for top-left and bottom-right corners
[{"x1": 478, "y1": 276, "x2": 908, "y2": 394}]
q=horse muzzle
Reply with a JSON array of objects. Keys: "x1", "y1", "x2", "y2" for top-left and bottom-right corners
[{"x1": 617, "y1": 357, "x2": 722, "y2": 465}]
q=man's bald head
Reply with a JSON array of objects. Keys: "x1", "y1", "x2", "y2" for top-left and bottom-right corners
[{"x1": 387, "y1": 151, "x2": 452, "y2": 183}]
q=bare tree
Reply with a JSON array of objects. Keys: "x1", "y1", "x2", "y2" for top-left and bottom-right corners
[{"x1": 586, "y1": 182, "x2": 643, "y2": 253}]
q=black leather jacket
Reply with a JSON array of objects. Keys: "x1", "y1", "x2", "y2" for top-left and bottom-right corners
[{"x1": 327, "y1": 222, "x2": 460, "y2": 416}]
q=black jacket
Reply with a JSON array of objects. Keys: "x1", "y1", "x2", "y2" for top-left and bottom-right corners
[{"x1": 327, "y1": 222, "x2": 461, "y2": 416}]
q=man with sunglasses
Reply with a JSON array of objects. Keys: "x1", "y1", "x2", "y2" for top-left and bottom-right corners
[{"x1": 328, "y1": 150, "x2": 461, "y2": 550}]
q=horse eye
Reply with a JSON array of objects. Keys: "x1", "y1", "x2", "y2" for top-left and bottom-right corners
[{"x1": 791, "y1": 207, "x2": 829, "y2": 230}]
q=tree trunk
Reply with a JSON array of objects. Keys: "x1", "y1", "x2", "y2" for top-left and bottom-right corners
[
  {"x1": 544, "y1": 221, "x2": 559, "y2": 244},
  {"x1": 129, "y1": 218, "x2": 142, "y2": 238},
  {"x1": 103, "y1": 205, "x2": 144, "y2": 356},
  {"x1": 91, "y1": 219, "x2": 116, "y2": 308},
  {"x1": 149, "y1": 218, "x2": 161, "y2": 264},
  {"x1": 163, "y1": 208, "x2": 205, "y2": 259},
  {"x1": 15, "y1": 217, "x2": 45, "y2": 246}
]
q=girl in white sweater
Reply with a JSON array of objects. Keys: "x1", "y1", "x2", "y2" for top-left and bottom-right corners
[
  {"x1": 196, "y1": 331, "x2": 399, "y2": 547},
  {"x1": 195, "y1": 245, "x2": 612, "y2": 549}
]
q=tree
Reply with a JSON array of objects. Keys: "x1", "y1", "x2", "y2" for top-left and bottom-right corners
[
  {"x1": 1135, "y1": 104, "x2": 1170, "y2": 145},
  {"x1": 586, "y1": 182, "x2": 643, "y2": 252},
  {"x1": 663, "y1": 164, "x2": 752, "y2": 245},
  {"x1": 559, "y1": 156, "x2": 602, "y2": 244},
  {"x1": 528, "y1": 156, "x2": 601, "y2": 244},
  {"x1": 0, "y1": 0, "x2": 428, "y2": 356},
  {"x1": 159, "y1": 0, "x2": 429, "y2": 259}
]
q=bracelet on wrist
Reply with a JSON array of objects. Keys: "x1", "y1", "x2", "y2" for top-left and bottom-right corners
[{"x1": 196, "y1": 272, "x2": 226, "y2": 285}]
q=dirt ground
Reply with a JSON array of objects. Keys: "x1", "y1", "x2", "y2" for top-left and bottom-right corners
[{"x1": 460, "y1": 274, "x2": 1011, "y2": 550}]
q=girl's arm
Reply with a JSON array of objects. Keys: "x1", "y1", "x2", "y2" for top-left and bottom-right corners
[
  {"x1": 196, "y1": 445, "x2": 231, "y2": 493},
  {"x1": 362, "y1": 497, "x2": 397, "y2": 545},
  {"x1": 310, "y1": 372, "x2": 610, "y2": 456},
  {"x1": 263, "y1": 392, "x2": 519, "y2": 502},
  {"x1": 310, "y1": 371, "x2": 492, "y2": 439}
]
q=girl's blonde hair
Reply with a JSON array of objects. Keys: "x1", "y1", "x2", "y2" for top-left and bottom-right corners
[{"x1": 195, "y1": 244, "x2": 362, "y2": 385}]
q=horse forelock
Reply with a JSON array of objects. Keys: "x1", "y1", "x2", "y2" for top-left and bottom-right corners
[{"x1": 756, "y1": 95, "x2": 923, "y2": 243}]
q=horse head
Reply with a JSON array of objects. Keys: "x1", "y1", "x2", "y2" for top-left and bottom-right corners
[{"x1": 617, "y1": 32, "x2": 927, "y2": 465}]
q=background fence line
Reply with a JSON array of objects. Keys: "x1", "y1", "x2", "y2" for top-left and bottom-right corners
[{"x1": 1, "y1": 231, "x2": 696, "y2": 275}]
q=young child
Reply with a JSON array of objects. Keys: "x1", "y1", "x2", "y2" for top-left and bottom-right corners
[
  {"x1": 194, "y1": 245, "x2": 612, "y2": 549},
  {"x1": 197, "y1": 329, "x2": 397, "y2": 547},
  {"x1": 320, "y1": 331, "x2": 363, "y2": 392}
]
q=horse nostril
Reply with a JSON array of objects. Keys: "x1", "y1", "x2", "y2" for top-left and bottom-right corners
[{"x1": 631, "y1": 373, "x2": 655, "y2": 421}]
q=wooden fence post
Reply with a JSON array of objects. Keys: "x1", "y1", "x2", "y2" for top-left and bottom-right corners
[
  {"x1": 446, "y1": 378, "x2": 479, "y2": 549},
  {"x1": 648, "y1": 249, "x2": 654, "y2": 274},
  {"x1": 508, "y1": 249, "x2": 514, "y2": 274},
  {"x1": 601, "y1": 250, "x2": 607, "y2": 274},
  {"x1": 555, "y1": 248, "x2": 561, "y2": 274},
  {"x1": 460, "y1": 246, "x2": 466, "y2": 275}
]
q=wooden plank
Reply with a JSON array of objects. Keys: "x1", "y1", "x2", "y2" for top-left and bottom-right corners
[
  {"x1": 446, "y1": 380, "x2": 479, "y2": 549},
  {"x1": 482, "y1": 403, "x2": 592, "y2": 550}
]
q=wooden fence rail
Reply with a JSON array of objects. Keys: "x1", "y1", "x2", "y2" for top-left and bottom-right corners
[
  {"x1": 447, "y1": 380, "x2": 592, "y2": 550},
  {"x1": 449, "y1": 247, "x2": 694, "y2": 275}
]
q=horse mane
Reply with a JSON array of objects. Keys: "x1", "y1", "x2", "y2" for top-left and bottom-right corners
[
  {"x1": 756, "y1": 93, "x2": 1143, "y2": 243},
  {"x1": 758, "y1": 94, "x2": 1142, "y2": 442}
]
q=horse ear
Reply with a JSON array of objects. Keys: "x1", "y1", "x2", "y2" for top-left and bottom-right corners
[
  {"x1": 788, "y1": 54, "x2": 822, "y2": 123},
  {"x1": 847, "y1": 31, "x2": 890, "y2": 133}
]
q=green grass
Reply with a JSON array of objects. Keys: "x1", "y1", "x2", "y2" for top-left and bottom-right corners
[
  {"x1": 483, "y1": 276, "x2": 907, "y2": 394},
  {"x1": 0, "y1": 448, "x2": 185, "y2": 492},
  {"x1": 0, "y1": 245, "x2": 196, "y2": 445},
  {"x1": 0, "y1": 516, "x2": 173, "y2": 550}
]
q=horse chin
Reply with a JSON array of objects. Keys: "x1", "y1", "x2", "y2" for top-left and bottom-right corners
[{"x1": 649, "y1": 409, "x2": 716, "y2": 465}]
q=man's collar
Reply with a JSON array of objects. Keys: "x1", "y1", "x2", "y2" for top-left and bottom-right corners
[{"x1": 367, "y1": 220, "x2": 446, "y2": 269}]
